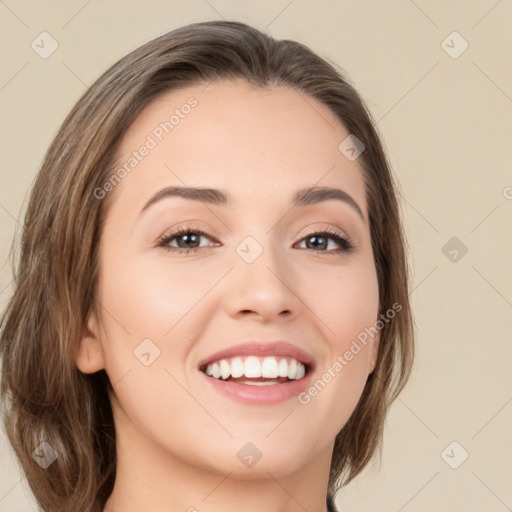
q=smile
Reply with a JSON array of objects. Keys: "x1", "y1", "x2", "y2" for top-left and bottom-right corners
[{"x1": 200, "y1": 355, "x2": 308, "y2": 384}]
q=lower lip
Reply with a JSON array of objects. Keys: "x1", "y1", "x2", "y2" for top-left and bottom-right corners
[{"x1": 199, "y1": 370, "x2": 313, "y2": 405}]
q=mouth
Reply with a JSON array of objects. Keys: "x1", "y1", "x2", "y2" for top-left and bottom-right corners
[
  {"x1": 197, "y1": 341, "x2": 315, "y2": 405},
  {"x1": 199, "y1": 355, "x2": 311, "y2": 385}
]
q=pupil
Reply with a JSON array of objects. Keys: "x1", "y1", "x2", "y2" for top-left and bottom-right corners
[
  {"x1": 179, "y1": 234, "x2": 199, "y2": 248},
  {"x1": 308, "y1": 235, "x2": 326, "y2": 250}
]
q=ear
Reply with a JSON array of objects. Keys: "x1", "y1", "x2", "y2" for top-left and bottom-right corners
[
  {"x1": 75, "y1": 309, "x2": 106, "y2": 374},
  {"x1": 368, "y1": 331, "x2": 380, "y2": 375}
]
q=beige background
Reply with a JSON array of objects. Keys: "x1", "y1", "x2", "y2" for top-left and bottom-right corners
[{"x1": 1, "y1": 1, "x2": 511, "y2": 511}]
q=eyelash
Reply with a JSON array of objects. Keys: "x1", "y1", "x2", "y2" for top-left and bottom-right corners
[{"x1": 157, "y1": 225, "x2": 355, "y2": 256}]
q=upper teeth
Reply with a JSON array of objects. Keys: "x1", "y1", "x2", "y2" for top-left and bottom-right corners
[{"x1": 204, "y1": 356, "x2": 306, "y2": 380}]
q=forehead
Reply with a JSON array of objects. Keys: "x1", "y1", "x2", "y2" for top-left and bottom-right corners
[{"x1": 109, "y1": 79, "x2": 368, "y2": 218}]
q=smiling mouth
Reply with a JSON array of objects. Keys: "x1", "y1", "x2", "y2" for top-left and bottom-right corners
[
  {"x1": 199, "y1": 355, "x2": 310, "y2": 385},
  {"x1": 209, "y1": 376, "x2": 296, "y2": 386}
]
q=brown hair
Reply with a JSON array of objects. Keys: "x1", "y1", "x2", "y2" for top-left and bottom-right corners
[{"x1": 0, "y1": 20, "x2": 414, "y2": 511}]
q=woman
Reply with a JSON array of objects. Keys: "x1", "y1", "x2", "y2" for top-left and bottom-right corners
[{"x1": 0, "y1": 20, "x2": 414, "y2": 512}]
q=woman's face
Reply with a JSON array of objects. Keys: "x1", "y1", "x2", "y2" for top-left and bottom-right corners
[{"x1": 78, "y1": 79, "x2": 380, "y2": 478}]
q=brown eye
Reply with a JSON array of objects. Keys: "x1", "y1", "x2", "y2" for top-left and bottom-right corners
[{"x1": 158, "y1": 227, "x2": 218, "y2": 254}]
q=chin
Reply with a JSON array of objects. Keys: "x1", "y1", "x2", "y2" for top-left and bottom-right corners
[{"x1": 202, "y1": 439, "x2": 314, "y2": 479}]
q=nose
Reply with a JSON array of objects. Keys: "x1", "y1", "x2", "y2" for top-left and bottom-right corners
[{"x1": 222, "y1": 238, "x2": 304, "y2": 324}]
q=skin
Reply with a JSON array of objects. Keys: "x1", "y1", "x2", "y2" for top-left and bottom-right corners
[{"x1": 76, "y1": 78, "x2": 380, "y2": 512}]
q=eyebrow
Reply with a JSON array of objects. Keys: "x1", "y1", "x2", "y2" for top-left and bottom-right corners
[{"x1": 139, "y1": 185, "x2": 365, "y2": 222}]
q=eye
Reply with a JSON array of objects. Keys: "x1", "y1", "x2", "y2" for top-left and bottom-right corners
[
  {"x1": 295, "y1": 228, "x2": 355, "y2": 254},
  {"x1": 157, "y1": 226, "x2": 219, "y2": 255},
  {"x1": 157, "y1": 226, "x2": 355, "y2": 255}
]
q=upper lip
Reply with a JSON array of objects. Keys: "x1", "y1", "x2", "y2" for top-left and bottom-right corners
[{"x1": 198, "y1": 341, "x2": 315, "y2": 372}]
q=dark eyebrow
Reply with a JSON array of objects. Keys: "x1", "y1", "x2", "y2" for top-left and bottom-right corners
[
  {"x1": 139, "y1": 185, "x2": 365, "y2": 223},
  {"x1": 294, "y1": 187, "x2": 365, "y2": 223},
  {"x1": 140, "y1": 186, "x2": 229, "y2": 213}
]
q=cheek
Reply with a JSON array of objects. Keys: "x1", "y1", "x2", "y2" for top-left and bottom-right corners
[
  {"x1": 96, "y1": 250, "x2": 224, "y2": 387},
  {"x1": 307, "y1": 258, "x2": 379, "y2": 348},
  {"x1": 95, "y1": 259, "x2": 202, "y2": 433},
  {"x1": 301, "y1": 258, "x2": 378, "y2": 412},
  {"x1": 100, "y1": 252, "x2": 213, "y2": 335}
]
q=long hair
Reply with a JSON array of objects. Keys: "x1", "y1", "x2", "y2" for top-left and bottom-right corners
[{"x1": 0, "y1": 20, "x2": 414, "y2": 511}]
